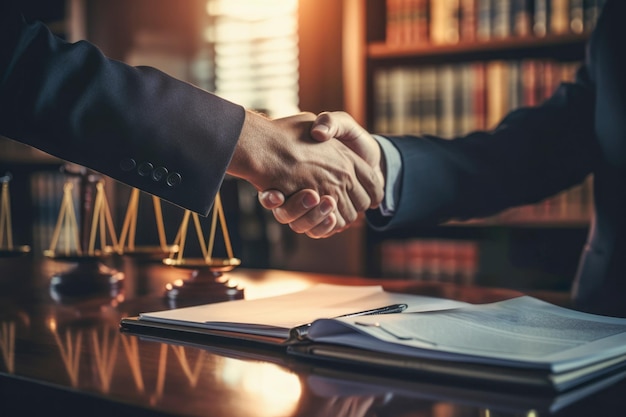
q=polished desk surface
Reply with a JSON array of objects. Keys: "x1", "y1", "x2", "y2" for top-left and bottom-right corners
[{"x1": 0, "y1": 256, "x2": 624, "y2": 417}]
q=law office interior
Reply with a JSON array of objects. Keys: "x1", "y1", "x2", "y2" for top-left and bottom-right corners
[
  {"x1": 3, "y1": 1, "x2": 622, "y2": 416},
  {"x1": 0, "y1": 0, "x2": 602, "y2": 295}
]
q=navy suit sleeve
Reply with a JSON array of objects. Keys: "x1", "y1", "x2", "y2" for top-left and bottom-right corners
[
  {"x1": 0, "y1": 3, "x2": 245, "y2": 216},
  {"x1": 367, "y1": 64, "x2": 601, "y2": 230}
]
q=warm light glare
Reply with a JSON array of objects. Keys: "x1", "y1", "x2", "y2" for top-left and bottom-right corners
[
  {"x1": 219, "y1": 357, "x2": 301, "y2": 417},
  {"x1": 243, "y1": 279, "x2": 309, "y2": 300},
  {"x1": 205, "y1": 0, "x2": 299, "y2": 117},
  {"x1": 207, "y1": 0, "x2": 297, "y2": 20},
  {"x1": 47, "y1": 318, "x2": 58, "y2": 332}
]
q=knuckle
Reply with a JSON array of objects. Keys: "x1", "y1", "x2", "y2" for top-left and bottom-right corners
[
  {"x1": 306, "y1": 231, "x2": 322, "y2": 239},
  {"x1": 272, "y1": 209, "x2": 291, "y2": 225},
  {"x1": 356, "y1": 198, "x2": 370, "y2": 213},
  {"x1": 316, "y1": 111, "x2": 332, "y2": 123},
  {"x1": 289, "y1": 222, "x2": 306, "y2": 234},
  {"x1": 346, "y1": 211, "x2": 358, "y2": 224}
]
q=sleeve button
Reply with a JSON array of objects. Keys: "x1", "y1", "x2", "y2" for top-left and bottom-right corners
[
  {"x1": 137, "y1": 162, "x2": 154, "y2": 177},
  {"x1": 152, "y1": 166, "x2": 168, "y2": 182},
  {"x1": 166, "y1": 173, "x2": 182, "y2": 187},
  {"x1": 120, "y1": 158, "x2": 136, "y2": 172}
]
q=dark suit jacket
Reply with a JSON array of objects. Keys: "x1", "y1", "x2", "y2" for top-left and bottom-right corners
[
  {"x1": 0, "y1": 2, "x2": 245, "y2": 216},
  {"x1": 368, "y1": 0, "x2": 626, "y2": 316}
]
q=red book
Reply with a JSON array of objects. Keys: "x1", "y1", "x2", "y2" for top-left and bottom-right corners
[
  {"x1": 459, "y1": 0, "x2": 477, "y2": 42},
  {"x1": 412, "y1": 0, "x2": 430, "y2": 44},
  {"x1": 387, "y1": 0, "x2": 402, "y2": 44},
  {"x1": 521, "y1": 59, "x2": 538, "y2": 107},
  {"x1": 473, "y1": 62, "x2": 486, "y2": 130}
]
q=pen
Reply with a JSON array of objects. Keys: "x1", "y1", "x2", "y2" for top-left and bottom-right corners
[
  {"x1": 288, "y1": 303, "x2": 408, "y2": 342},
  {"x1": 338, "y1": 303, "x2": 408, "y2": 318}
]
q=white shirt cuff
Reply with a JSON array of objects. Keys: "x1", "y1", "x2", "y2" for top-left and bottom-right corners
[{"x1": 372, "y1": 134, "x2": 402, "y2": 216}]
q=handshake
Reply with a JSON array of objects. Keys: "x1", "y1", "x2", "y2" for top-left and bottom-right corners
[{"x1": 228, "y1": 111, "x2": 385, "y2": 239}]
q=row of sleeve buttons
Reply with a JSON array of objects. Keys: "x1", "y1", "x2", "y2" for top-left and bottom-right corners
[{"x1": 119, "y1": 158, "x2": 182, "y2": 187}]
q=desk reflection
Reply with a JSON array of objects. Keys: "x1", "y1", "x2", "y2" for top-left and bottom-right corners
[
  {"x1": 39, "y1": 307, "x2": 304, "y2": 416},
  {"x1": 1, "y1": 321, "x2": 15, "y2": 373},
  {"x1": 1, "y1": 261, "x2": 625, "y2": 417}
]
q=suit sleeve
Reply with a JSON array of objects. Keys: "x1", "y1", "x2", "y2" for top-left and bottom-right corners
[
  {"x1": 367, "y1": 65, "x2": 600, "y2": 231},
  {"x1": 0, "y1": 4, "x2": 244, "y2": 216}
]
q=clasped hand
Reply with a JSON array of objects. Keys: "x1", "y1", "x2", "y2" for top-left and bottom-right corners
[{"x1": 255, "y1": 111, "x2": 384, "y2": 239}]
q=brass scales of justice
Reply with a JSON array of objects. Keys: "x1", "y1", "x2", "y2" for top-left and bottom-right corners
[
  {"x1": 43, "y1": 167, "x2": 124, "y2": 302},
  {"x1": 0, "y1": 172, "x2": 31, "y2": 257},
  {"x1": 44, "y1": 166, "x2": 243, "y2": 305}
]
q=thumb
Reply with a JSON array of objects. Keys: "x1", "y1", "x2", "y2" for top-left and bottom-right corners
[
  {"x1": 310, "y1": 115, "x2": 333, "y2": 142},
  {"x1": 311, "y1": 111, "x2": 369, "y2": 145},
  {"x1": 312, "y1": 112, "x2": 380, "y2": 170},
  {"x1": 258, "y1": 189, "x2": 285, "y2": 209}
]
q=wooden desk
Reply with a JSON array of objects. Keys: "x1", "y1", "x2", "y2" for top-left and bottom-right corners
[{"x1": 0, "y1": 257, "x2": 623, "y2": 417}]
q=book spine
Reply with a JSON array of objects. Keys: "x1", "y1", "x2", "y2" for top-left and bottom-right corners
[
  {"x1": 446, "y1": 0, "x2": 461, "y2": 43},
  {"x1": 386, "y1": 0, "x2": 402, "y2": 44},
  {"x1": 389, "y1": 67, "x2": 408, "y2": 134},
  {"x1": 473, "y1": 62, "x2": 487, "y2": 130},
  {"x1": 374, "y1": 69, "x2": 391, "y2": 134},
  {"x1": 413, "y1": 0, "x2": 431, "y2": 44},
  {"x1": 407, "y1": 67, "x2": 422, "y2": 134},
  {"x1": 508, "y1": 60, "x2": 521, "y2": 111},
  {"x1": 533, "y1": 0, "x2": 550, "y2": 36},
  {"x1": 512, "y1": 0, "x2": 534, "y2": 36},
  {"x1": 452, "y1": 64, "x2": 465, "y2": 137},
  {"x1": 401, "y1": 0, "x2": 414, "y2": 44},
  {"x1": 492, "y1": 0, "x2": 512, "y2": 38},
  {"x1": 570, "y1": 0, "x2": 584, "y2": 33},
  {"x1": 460, "y1": 63, "x2": 477, "y2": 133},
  {"x1": 420, "y1": 67, "x2": 439, "y2": 134},
  {"x1": 476, "y1": 0, "x2": 492, "y2": 40},
  {"x1": 551, "y1": 0, "x2": 571, "y2": 35},
  {"x1": 439, "y1": 64, "x2": 456, "y2": 138},
  {"x1": 430, "y1": 0, "x2": 460, "y2": 44},
  {"x1": 522, "y1": 59, "x2": 538, "y2": 106},
  {"x1": 459, "y1": 0, "x2": 477, "y2": 42},
  {"x1": 380, "y1": 240, "x2": 407, "y2": 278},
  {"x1": 533, "y1": 59, "x2": 545, "y2": 104},
  {"x1": 542, "y1": 60, "x2": 558, "y2": 100},
  {"x1": 486, "y1": 60, "x2": 509, "y2": 129}
]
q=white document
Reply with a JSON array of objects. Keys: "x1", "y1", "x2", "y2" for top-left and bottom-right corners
[
  {"x1": 305, "y1": 296, "x2": 626, "y2": 374},
  {"x1": 130, "y1": 284, "x2": 626, "y2": 390},
  {"x1": 139, "y1": 284, "x2": 470, "y2": 339}
]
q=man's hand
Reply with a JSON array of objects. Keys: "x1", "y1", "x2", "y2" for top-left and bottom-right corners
[
  {"x1": 312, "y1": 111, "x2": 384, "y2": 187},
  {"x1": 259, "y1": 189, "x2": 339, "y2": 238},
  {"x1": 259, "y1": 111, "x2": 385, "y2": 238},
  {"x1": 229, "y1": 110, "x2": 383, "y2": 232}
]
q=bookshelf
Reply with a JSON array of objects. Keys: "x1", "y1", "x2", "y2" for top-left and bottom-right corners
[
  {"x1": 368, "y1": 32, "x2": 589, "y2": 60},
  {"x1": 342, "y1": 0, "x2": 603, "y2": 289}
]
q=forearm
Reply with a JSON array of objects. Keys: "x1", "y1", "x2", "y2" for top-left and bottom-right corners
[
  {"x1": 228, "y1": 110, "x2": 301, "y2": 190},
  {"x1": 0, "y1": 13, "x2": 245, "y2": 215},
  {"x1": 368, "y1": 70, "x2": 599, "y2": 230}
]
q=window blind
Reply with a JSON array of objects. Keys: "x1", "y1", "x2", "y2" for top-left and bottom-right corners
[{"x1": 202, "y1": 0, "x2": 300, "y2": 117}]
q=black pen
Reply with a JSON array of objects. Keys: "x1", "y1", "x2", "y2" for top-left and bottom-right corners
[
  {"x1": 287, "y1": 303, "x2": 408, "y2": 342},
  {"x1": 338, "y1": 303, "x2": 408, "y2": 318}
]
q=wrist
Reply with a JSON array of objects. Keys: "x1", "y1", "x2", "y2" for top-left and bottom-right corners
[{"x1": 228, "y1": 110, "x2": 270, "y2": 186}]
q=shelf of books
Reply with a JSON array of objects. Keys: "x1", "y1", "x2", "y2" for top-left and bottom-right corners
[
  {"x1": 380, "y1": 0, "x2": 604, "y2": 48},
  {"x1": 356, "y1": 0, "x2": 604, "y2": 284},
  {"x1": 365, "y1": 0, "x2": 602, "y2": 228}
]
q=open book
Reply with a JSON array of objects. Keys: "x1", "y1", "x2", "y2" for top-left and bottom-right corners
[{"x1": 120, "y1": 284, "x2": 626, "y2": 391}]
